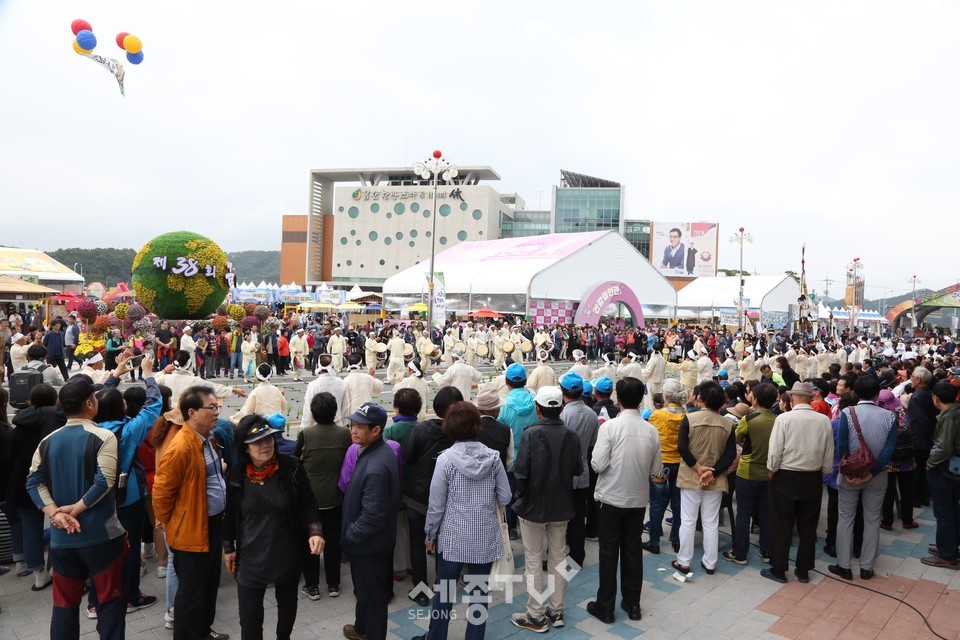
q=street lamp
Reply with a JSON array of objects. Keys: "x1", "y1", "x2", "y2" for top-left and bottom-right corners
[
  {"x1": 73, "y1": 262, "x2": 83, "y2": 277},
  {"x1": 413, "y1": 150, "x2": 458, "y2": 333},
  {"x1": 908, "y1": 275, "x2": 922, "y2": 329},
  {"x1": 729, "y1": 227, "x2": 753, "y2": 334}
]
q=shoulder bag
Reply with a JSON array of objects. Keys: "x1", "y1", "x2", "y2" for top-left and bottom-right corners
[{"x1": 838, "y1": 407, "x2": 876, "y2": 478}]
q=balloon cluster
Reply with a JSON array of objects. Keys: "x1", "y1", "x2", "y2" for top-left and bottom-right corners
[
  {"x1": 115, "y1": 31, "x2": 144, "y2": 65},
  {"x1": 71, "y1": 19, "x2": 97, "y2": 55},
  {"x1": 69, "y1": 19, "x2": 145, "y2": 65}
]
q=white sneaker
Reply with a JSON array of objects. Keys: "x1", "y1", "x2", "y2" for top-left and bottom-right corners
[
  {"x1": 164, "y1": 608, "x2": 174, "y2": 630},
  {"x1": 157, "y1": 565, "x2": 167, "y2": 578}
]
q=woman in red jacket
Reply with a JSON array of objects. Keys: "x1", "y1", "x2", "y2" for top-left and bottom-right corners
[{"x1": 277, "y1": 329, "x2": 291, "y2": 376}]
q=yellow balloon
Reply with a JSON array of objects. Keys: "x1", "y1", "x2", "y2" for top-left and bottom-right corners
[
  {"x1": 73, "y1": 39, "x2": 92, "y2": 55},
  {"x1": 123, "y1": 34, "x2": 142, "y2": 54}
]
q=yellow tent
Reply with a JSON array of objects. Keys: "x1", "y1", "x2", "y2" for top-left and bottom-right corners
[
  {"x1": 404, "y1": 302, "x2": 428, "y2": 313},
  {"x1": 338, "y1": 301, "x2": 364, "y2": 311}
]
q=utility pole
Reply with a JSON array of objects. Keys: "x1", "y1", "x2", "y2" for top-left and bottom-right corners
[{"x1": 820, "y1": 276, "x2": 833, "y2": 299}]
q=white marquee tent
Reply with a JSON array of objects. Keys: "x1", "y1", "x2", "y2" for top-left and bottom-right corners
[
  {"x1": 676, "y1": 275, "x2": 800, "y2": 326},
  {"x1": 382, "y1": 231, "x2": 677, "y2": 323}
]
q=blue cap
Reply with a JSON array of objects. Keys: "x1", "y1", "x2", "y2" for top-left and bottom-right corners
[
  {"x1": 505, "y1": 363, "x2": 527, "y2": 383},
  {"x1": 581, "y1": 380, "x2": 593, "y2": 397},
  {"x1": 641, "y1": 409, "x2": 653, "y2": 420},
  {"x1": 560, "y1": 372, "x2": 584, "y2": 394},
  {"x1": 717, "y1": 369, "x2": 728, "y2": 378},
  {"x1": 593, "y1": 376, "x2": 613, "y2": 394},
  {"x1": 346, "y1": 402, "x2": 388, "y2": 427},
  {"x1": 265, "y1": 412, "x2": 287, "y2": 430}
]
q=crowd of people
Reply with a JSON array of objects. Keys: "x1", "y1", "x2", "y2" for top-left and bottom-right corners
[{"x1": 1, "y1": 300, "x2": 960, "y2": 639}]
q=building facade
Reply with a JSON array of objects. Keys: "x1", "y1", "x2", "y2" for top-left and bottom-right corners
[{"x1": 304, "y1": 167, "x2": 518, "y2": 289}]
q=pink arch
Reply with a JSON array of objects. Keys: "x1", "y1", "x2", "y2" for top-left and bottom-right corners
[{"x1": 574, "y1": 280, "x2": 646, "y2": 328}]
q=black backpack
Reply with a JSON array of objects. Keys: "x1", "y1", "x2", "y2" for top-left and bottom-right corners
[{"x1": 9, "y1": 365, "x2": 47, "y2": 409}]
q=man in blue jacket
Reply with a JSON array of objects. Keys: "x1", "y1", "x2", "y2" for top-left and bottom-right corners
[
  {"x1": 341, "y1": 402, "x2": 400, "y2": 640},
  {"x1": 85, "y1": 353, "x2": 163, "y2": 616},
  {"x1": 497, "y1": 362, "x2": 537, "y2": 539}
]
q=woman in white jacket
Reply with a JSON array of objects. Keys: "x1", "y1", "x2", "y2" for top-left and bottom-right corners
[{"x1": 240, "y1": 332, "x2": 260, "y2": 383}]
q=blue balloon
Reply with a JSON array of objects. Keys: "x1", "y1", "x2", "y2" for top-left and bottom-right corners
[
  {"x1": 126, "y1": 51, "x2": 144, "y2": 65},
  {"x1": 76, "y1": 29, "x2": 97, "y2": 51}
]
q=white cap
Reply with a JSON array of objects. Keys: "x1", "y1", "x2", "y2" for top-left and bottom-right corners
[
  {"x1": 11, "y1": 332, "x2": 24, "y2": 342},
  {"x1": 86, "y1": 352, "x2": 104, "y2": 365},
  {"x1": 183, "y1": 325, "x2": 193, "y2": 333},
  {"x1": 535, "y1": 386, "x2": 563, "y2": 408}
]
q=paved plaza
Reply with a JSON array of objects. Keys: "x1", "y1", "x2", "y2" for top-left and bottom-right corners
[{"x1": 2, "y1": 364, "x2": 959, "y2": 639}]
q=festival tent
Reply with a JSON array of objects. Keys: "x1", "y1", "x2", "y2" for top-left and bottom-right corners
[
  {"x1": 676, "y1": 275, "x2": 800, "y2": 327},
  {"x1": 382, "y1": 231, "x2": 676, "y2": 326},
  {"x1": 277, "y1": 282, "x2": 313, "y2": 304},
  {"x1": 0, "y1": 247, "x2": 85, "y2": 293},
  {"x1": 817, "y1": 304, "x2": 888, "y2": 325}
]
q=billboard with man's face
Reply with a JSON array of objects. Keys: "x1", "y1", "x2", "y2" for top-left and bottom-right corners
[{"x1": 651, "y1": 221, "x2": 719, "y2": 278}]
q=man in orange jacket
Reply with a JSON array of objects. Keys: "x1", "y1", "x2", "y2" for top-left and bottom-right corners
[{"x1": 153, "y1": 385, "x2": 230, "y2": 640}]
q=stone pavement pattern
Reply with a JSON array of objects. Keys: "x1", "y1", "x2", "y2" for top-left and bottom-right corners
[{"x1": 1, "y1": 365, "x2": 959, "y2": 639}]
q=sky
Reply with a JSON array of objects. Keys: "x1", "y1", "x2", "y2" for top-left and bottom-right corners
[{"x1": 2, "y1": 0, "x2": 958, "y2": 301}]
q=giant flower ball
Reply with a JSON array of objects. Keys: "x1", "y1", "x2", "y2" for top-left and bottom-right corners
[{"x1": 131, "y1": 231, "x2": 233, "y2": 319}]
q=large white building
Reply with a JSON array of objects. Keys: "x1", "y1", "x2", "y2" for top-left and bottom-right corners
[{"x1": 305, "y1": 166, "x2": 522, "y2": 288}]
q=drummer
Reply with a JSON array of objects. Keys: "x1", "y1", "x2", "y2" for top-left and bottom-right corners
[
  {"x1": 442, "y1": 328, "x2": 456, "y2": 361},
  {"x1": 591, "y1": 352, "x2": 618, "y2": 382},
  {"x1": 394, "y1": 360, "x2": 429, "y2": 421},
  {"x1": 533, "y1": 325, "x2": 551, "y2": 360},
  {"x1": 364, "y1": 329, "x2": 381, "y2": 372},
  {"x1": 385, "y1": 329, "x2": 406, "y2": 383},
  {"x1": 492, "y1": 329, "x2": 506, "y2": 370},
  {"x1": 417, "y1": 330, "x2": 436, "y2": 372},
  {"x1": 465, "y1": 332, "x2": 479, "y2": 368},
  {"x1": 510, "y1": 325, "x2": 525, "y2": 365},
  {"x1": 432, "y1": 350, "x2": 481, "y2": 402},
  {"x1": 527, "y1": 349, "x2": 557, "y2": 393},
  {"x1": 568, "y1": 349, "x2": 591, "y2": 379}
]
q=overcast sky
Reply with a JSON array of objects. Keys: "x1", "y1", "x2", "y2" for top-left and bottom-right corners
[{"x1": 2, "y1": 1, "x2": 957, "y2": 300}]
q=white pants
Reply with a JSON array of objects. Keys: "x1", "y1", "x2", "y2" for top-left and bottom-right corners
[
  {"x1": 677, "y1": 488, "x2": 722, "y2": 570},
  {"x1": 386, "y1": 357, "x2": 405, "y2": 383},
  {"x1": 331, "y1": 352, "x2": 343, "y2": 374}
]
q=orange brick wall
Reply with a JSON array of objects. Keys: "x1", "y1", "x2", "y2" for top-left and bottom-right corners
[{"x1": 280, "y1": 215, "x2": 308, "y2": 284}]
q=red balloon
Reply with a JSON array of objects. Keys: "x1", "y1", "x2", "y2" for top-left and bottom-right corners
[
  {"x1": 116, "y1": 32, "x2": 129, "y2": 49},
  {"x1": 71, "y1": 19, "x2": 92, "y2": 36},
  {"x1": 432, "y1": 150, "x2": 442, "y2": 159}
]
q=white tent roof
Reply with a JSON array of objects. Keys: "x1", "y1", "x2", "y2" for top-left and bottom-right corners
[
  {"x1": 383, "y1": 231, "x2": 677, "y2": 306},
  {"x1": 677, "y1": 275, "x2": 799, "y2": 312},
  {"x1": 347, "y1": 285, "x2": 367, "y2": 300}
]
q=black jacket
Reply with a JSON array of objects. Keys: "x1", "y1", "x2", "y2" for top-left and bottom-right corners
[
  {"x1": 341, "y1": 437, "x2": 400, "y2": 560},
  {"x1": 479, "y1": 416, "x2": 512, "y2": 468},
  {"x1": 6, "y1": 406, "x2": 67, "y2": 507},
  {"x1": 592, "y1": 400, "x2": 621, "y2": 421},
  {"x1": 512, "y1": 417, "x2": 582, "y2": 523},
  {"x1": 222, "y1": 454, "x2": 322, "y2": 554},
  {"x1": 401, "y1": 418, "x2": 452, "y2": 514}
]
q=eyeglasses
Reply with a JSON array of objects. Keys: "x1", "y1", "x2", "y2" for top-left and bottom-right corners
[{"x1": 199, "y1": 405, "x2": 221, "y2": 413}]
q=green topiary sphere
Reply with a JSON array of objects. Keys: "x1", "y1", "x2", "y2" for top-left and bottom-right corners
[{"x1": 131, "y1": 231, "x2": 233, "y2": 320}]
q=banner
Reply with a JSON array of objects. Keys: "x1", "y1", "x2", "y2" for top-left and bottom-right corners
[
  {"x1": 429, "y1": 272, "x2": 446, "y2": 328},
  {"x1": 651, "y1": 221, "x2": 718, "y2": 278}
]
